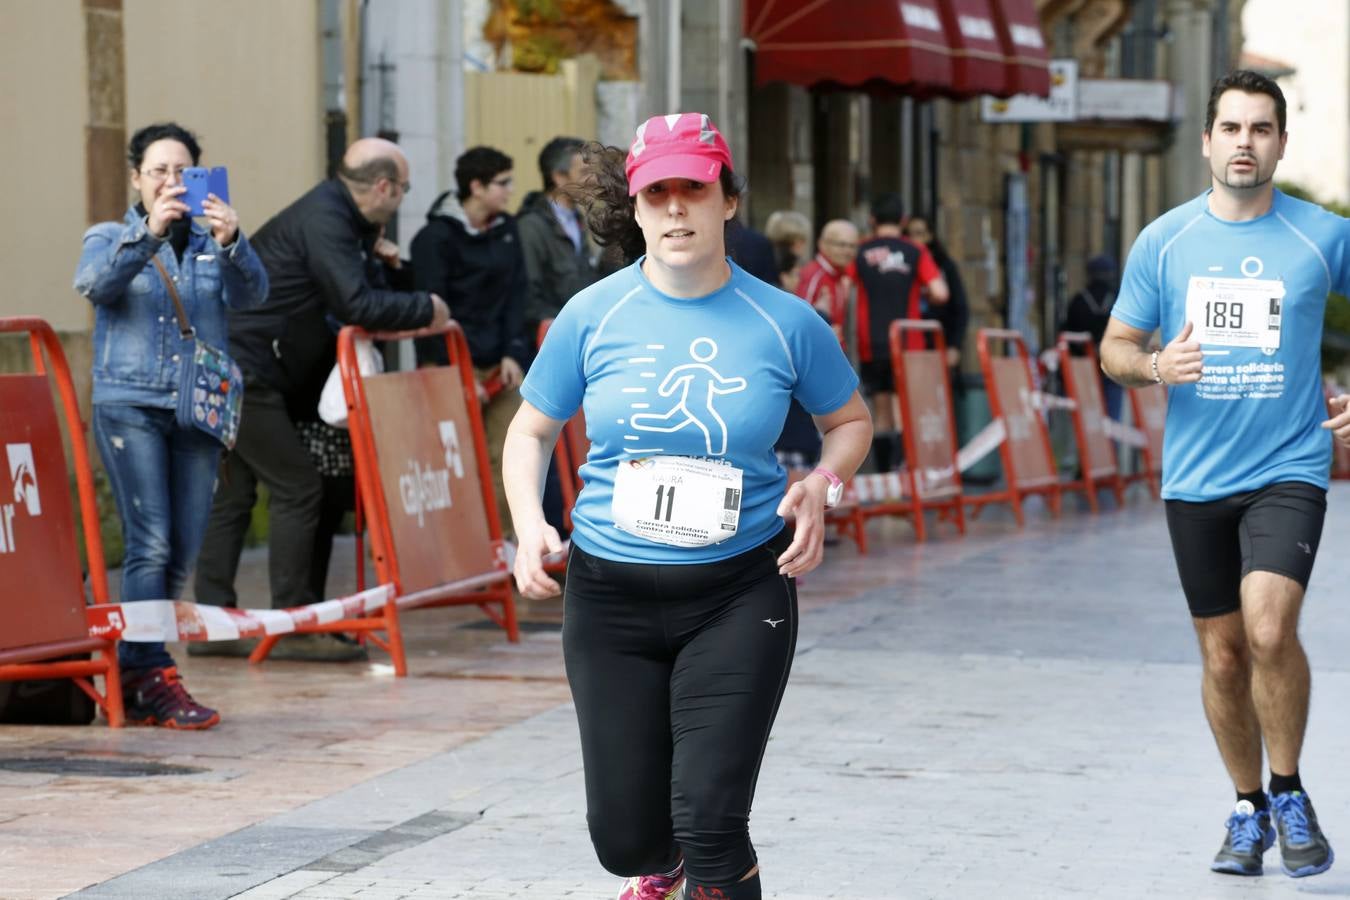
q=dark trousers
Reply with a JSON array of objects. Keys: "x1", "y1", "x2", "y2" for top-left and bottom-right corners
[
  {"x1": 563, "y1": 529, "x2": 797, "y2": 893},
  {"x1": 310, "y1": 475, "x2": 355, "y2": 602},
  {"x1": 194, "y1": 384, "x2": 323, "y2": 609}
]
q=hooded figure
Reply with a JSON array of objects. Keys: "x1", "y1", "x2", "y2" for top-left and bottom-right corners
[
  {"x1": 410, "y1": 188, "x2": 529, "y2": 369},
  {"x1": 1064, "y1": 254, "x2": 1119, "y2": 346}
]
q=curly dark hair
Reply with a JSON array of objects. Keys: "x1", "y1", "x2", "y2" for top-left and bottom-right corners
[
  {"x1": 570, "y1": 141, "x2": 747, "y2": 267},
  {"x1": 127, "y1": 122, "x2": 202, "y2": 169}
]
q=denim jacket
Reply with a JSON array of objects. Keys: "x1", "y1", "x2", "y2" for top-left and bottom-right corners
[{"x1": 75, "y1": 207, "x2": 268, "y2": 407}]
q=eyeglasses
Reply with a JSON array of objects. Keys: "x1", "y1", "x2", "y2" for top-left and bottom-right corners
[
  {"x1": 140, "y1": 165, "x2": 189, "y2": 182},
  {"x1": 823, "y1": 240, "x2": 858, "y2": 250}
]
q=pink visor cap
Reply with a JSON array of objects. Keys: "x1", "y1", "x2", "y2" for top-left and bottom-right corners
[{"x1": 625, "y1": 112, "x2": 734, "y2": 196}]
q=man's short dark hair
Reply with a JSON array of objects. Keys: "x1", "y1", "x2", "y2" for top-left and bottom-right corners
[
  {"x1": 538, "y1": 136, "x2": 584, "y2": 192},
  {"x1": 455, "y1": 146, "x2": 513, "y2": 201},
  {"x1": 336, "y1": 156, "x2": 401, "y2": 187},
  {"x1": 127, "y1": 122, "x2": 201, "y2": 169},
  {"x1": 1204, "y1": 70, "x2": 1287, "y2": 135},
  {"x1": 871, "y1": 192, "x2": 905, "y2": 226}
]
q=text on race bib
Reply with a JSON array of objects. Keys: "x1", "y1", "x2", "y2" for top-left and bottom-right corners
[
  {"x1": 1184, "y1": 276, "x2": 1284, "y2": 352},
  {"x1": 611, "y1": 455, "x2": 743, "y2": 548}
]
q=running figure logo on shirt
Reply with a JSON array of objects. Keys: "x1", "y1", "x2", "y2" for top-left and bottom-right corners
[
  {"x1": 861, "y1": 246, "x2": 912, "y2": 273},
  {"x1": 629, "y1": 338, "x2": 747, "y2": 455}
]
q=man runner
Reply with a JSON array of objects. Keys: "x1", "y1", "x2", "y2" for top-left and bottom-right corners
[{"x1": 1101, "y1": 69, "x2": 1349, "y2": 879}]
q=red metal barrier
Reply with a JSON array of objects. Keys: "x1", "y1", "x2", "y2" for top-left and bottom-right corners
[
  {"x1": 855, "y1": 319, "x2": 964, "y2": 541},
  {"x1": 250, "y1": 322, "x2": 518, "y2": 676},
  {"x1": 969, "y1": 328, "x2": 1061, "y2": 526},
  {"x1": 1057, "y1": 332, "x2": 1124, "y2": 511},
  {"x1": 1126, "y1": 384, "x2": 1167, "y2": 495},
  {"x1": 0, "y1": 317, "x2": 123, "y2": 726}
]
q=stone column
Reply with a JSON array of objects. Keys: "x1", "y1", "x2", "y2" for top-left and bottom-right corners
[
  {"x1": 84, "y1": 0, "x2": 126, "y2": 232},
  {"x1": 1163, "y1": 0, "x2": 1215, "y2": 206}
]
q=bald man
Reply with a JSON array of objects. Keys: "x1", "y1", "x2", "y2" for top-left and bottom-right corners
[
  {"x1": 796, "y1": 219, "x2": 859, "y2": 351},
  {"x1": 194, "y1": 138, "x2": 449, "y2": 660}
]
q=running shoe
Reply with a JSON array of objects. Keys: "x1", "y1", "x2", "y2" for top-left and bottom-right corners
[
  {"x1": 121, "y1": 665, "x2": 221, "y2": 730},
  {"x1": 1272, "y1": 790, "x2": 1335, "y2": 877},
  {"x1": 1210, "y1": 799, "x2": 1274, "y2": 876},
  {"x1": 617, "y1": 861, "x2": 685, "y2": 900}
]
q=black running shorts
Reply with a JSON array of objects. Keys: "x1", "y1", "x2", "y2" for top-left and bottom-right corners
[
  {"x1": 860, "y1": 359, "x2": 895, "y2": 395},
  {"x1": 1164, "y1": 481, "x2": 1326, "y2": 618}
]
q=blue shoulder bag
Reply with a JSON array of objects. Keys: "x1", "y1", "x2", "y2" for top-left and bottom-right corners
[{"x1": 151, "y1": 256, "x2": 244, "y2": 449}]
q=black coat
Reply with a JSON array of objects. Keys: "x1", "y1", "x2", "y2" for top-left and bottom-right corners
[
  {"x1": 928, "y1": 247, "x2": 969, "y2": 356},
  {"x1": 228, "y1": 179, "x2": 433, "y2": 404},
  {"x1": 516, "y1": 190, "x2": 599, "y2": 325},
  {"x1": 1064, "y1": 281, "x2": 1117, "y2": 346},
  {"x1": 410, "y1": 193, "x2": 530, "y2": 368},
  {"x1": 725, "y1": 220, "x2": 779, "y2": 287}
]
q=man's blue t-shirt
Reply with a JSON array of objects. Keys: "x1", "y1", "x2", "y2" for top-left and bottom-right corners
[
  {"x1": 521, "y1": 259, "x2": 858, "y2": 564},
  {"x1": 1112, "y1": 189, "x2": 1350, "y2": 501}
]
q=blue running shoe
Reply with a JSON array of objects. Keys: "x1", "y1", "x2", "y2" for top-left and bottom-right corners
[
  {"x1": 1211, "y1": 800, "x2": 1275, "y2": 876},
  {"x1": 1272, "y1": 790, "x2": 1335, "y2": 877}
]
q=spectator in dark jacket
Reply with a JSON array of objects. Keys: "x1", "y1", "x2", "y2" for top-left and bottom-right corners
[
  {"x1": 411, "y1": 146, "x2": 528, "y2": 537},
  {"x1": 516, "y1": 137, "x2": 602, "y2": 537},
  {"x1": 194, "y1": 137, "x2": 447, "y2": 661},
  {"x1": 517, "y1": 136, "x2": 600, "y2": 336},
  {"x1": 1063, "y1": 253, "x2": 1123, "y2": 419},
  {"x1": 903, "y1": 213, "x2": 970, "y2": 395}
]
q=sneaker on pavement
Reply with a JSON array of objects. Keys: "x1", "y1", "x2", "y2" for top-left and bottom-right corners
[
  {"x1": 1272, "y1": 790, "x2": 1335, "y2": 877},
  {"x1": 186, "y1": 637, "x2": 259, "y2": 658},
  {"x1": 617, "y1": 861, "x2": 684, "y2": 900},
  {"x1": 269, "y1": 632, "x2": 369, "y2": 663},
  {"x1": 1211, "y1": 799, "x2": 1274, "y2": 876},
  {"x1": 121, "y1": 665, "x2": 220, "y2": 730}
]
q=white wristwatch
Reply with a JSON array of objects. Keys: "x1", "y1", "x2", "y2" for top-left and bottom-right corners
[{"x1": 810, "y1": 467, "x2": 845, "y2": 508}]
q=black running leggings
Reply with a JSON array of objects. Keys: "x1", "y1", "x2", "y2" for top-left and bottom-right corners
[{"x1": 563, "y1": 527, "x2": 798, "y2": 894}]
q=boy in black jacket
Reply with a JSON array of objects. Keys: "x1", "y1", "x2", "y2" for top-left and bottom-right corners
[{"x1": 411, "y1": 146, "x2": 528, "y2": 537}]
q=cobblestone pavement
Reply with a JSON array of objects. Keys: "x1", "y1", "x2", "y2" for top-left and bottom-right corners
[{"x1": 5, "y1": 485, "x2": 1350, "y2": 899}]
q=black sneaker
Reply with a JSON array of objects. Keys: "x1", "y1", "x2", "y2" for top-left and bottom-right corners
[
  {"x1": 186, "y1": 637, "x2": 259, "y2": 658},
  {"x1": 269, "y1": 632, "x2": 369, "y2": 663},
  {"x1": 1211, "y1": 800, "x2": 1274, "y2": 876},
  {"x1": 121, "y1": 666, "x2": 221, "y2": 730},
  {"x1": 1272, "y1": 790, "x2": 1335, "y2": 877}
]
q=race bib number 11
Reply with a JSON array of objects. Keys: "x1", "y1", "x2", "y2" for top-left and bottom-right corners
[
  {"x1": 1184, "y1": 276, "x2": 1285, "y2": 352},
  {"x1": 612, "y1": 455, "x2": 743, "y2": 548}
]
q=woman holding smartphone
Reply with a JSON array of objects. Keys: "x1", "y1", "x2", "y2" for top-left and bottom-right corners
[
  {"x1": 74, "y1": 122, "x2": 267, "y2": 729},
  {"x1": 503, "y1": 113, "x2": 871, "y2": 899}
]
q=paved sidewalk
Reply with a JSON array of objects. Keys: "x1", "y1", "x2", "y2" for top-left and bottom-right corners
[{"x1": 4, "y1": 486, "x2": 1350, "y2": 899}]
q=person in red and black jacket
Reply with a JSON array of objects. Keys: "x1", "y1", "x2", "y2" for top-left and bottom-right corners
[
  {"x1": 795, "y1": 219, "x2": 858, "y2": 350},
  {"x1": 853, "y1": 193, "x2": 948, "y2": 472}
]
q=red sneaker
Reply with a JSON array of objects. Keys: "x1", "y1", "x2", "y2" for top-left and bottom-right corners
[
  {"x1": 617, "y1": 861, "x2": 684, "y2": 900},
  {"x1": 121, "y1": 666, "x2": 221, "y2": 730}
]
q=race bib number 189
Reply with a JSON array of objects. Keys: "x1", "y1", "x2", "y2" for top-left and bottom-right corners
[
  {"x1": 611, "y1": 455, "x2": 743, "y2": 548},
  {"x1": 1184, "y1": 276, "x2": 1285, "y2": 352}
]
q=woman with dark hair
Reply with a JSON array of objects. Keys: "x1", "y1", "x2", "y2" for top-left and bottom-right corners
[
  {"x1": 903, "y1": 213, "x2": 970, "y2": 393},
  {"x1": 502, "y1": 114, "x2": 871, "y2": 899},
  {"x1": 74, "y1": 122, "x2": 267, "y2": 728}
]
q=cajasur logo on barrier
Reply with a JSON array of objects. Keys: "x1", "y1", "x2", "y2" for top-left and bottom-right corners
[
  {"x1": 398, "y1": 420, "x2": 466, "y2": 528},
  {"x1": 1, "y1": 443, "x2": 42, "y2": 553}
]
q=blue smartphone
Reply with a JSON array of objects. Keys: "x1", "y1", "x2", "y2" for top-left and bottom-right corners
[{"x1": 182, "y1": 166, "x2": 230, "y2": 216}]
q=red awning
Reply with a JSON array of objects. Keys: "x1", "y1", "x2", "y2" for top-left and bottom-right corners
[
  {"x1": 937, "y1": 0, "x2": 1012, "y2": 97},
  {"x1": 745, "y1": 0, "x2": 954, "y2": 94},
  {"x1": 990, "y1": 0, "x2": 1052, "y2": 97}
]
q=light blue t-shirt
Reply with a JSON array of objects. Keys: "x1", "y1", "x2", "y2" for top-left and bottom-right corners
[
  {"x1": 521, "y1": 258, "x2": 858, "y2": 564},
  {"x1": 1112, "y1": 189, "x2": 1350, "y2": 501}
]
